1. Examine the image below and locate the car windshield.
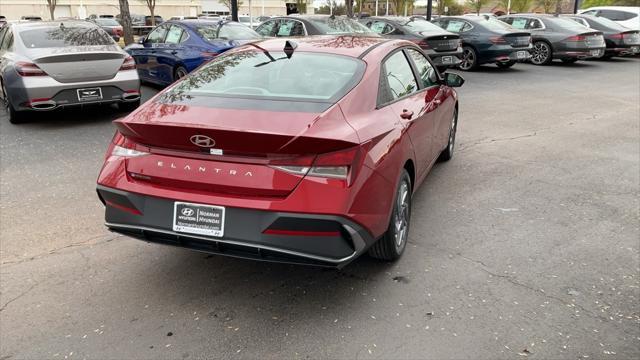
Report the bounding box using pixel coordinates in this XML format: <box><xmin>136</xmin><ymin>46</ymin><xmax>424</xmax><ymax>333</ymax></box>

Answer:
<box><xmin>19</xmin><ymin>25</ymin><xmax>115</xmax><ymax>48</ymax></box>
<box><xmin>163</xmin><ymin>50</ymin><xmax>363</xmax><ymax>102</ymax></box>
<box><xmin>481</xmin><ymin>17</ymin><xmax>514</xmax><ymax>31</ymax></box>
<box><xmin>307</xmin><ymin>16</ymin><xmax>375</xmax><ymax>35</ymax></box>
<box><xmin>401</xmin><ymin>19</ymin><xmax>447</xmax><ymax>32</ymax></box>
<box><xmin>95</xmin><ymin>18</ymin><xmax>120</xmax><ymax>26</ymax></box>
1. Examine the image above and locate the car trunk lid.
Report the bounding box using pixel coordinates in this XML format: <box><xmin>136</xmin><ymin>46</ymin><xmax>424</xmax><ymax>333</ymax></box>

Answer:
<box><xmin>503</xmin><ymin>32</ymin><xmax>531</xmax><ymax>48</ymax></box>
<box><xmin>417</xmin><ymin>33</ymin><xmax>460</xmax><ymax>52</ymax></box>
<box><xmin>28</xmin><ymin>46</ymin><xmax>126</xmax><ymax>83</ymax></box>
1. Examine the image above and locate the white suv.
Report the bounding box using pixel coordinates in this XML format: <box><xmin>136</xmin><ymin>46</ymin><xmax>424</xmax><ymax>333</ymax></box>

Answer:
<box><xmin>579</xmin><ymin>6</ymin><xmax>640</xmax><ymax>29</ymax></box>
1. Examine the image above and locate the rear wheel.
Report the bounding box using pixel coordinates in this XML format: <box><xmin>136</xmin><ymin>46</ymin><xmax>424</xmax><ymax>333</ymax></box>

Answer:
<box><xmin>458</xmin><ymin>46</ymin><xmax>478</xmax><ymax>71</ymax></box>
<box><xmin>496</xmin><ymin>60</ymin><xmax>516</xmax><ymax>68</ymax></box>
<box><xmin>561</xmin><ymin>58</ymin><xmax>579</xmax><ymax>64</ymax></box>
<box><xmin>173</xmin><ymin>66</ymin><xmax>188</xmax><ymax>82</ymax></box>
<box><xmin>2</xmin><ymin>84</ymin><xmax>26</xmax><ymax>124</ymax></box>
<box><xmin>369</xmin><ymin>169</ymin><xmax>412</xmax><ymax>261</ymax></box>
<box><xmin>438</xmin><ymin>107</ymin><xmax>458</xmax><ymax>162</ymax></box>
<box><xmin>531</xmin><ymin>41</ymin><xmax>552</xmax><ymax>65</ymax></box>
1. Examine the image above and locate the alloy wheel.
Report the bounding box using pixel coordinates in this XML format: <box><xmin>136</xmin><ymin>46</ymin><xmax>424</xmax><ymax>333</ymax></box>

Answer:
<box><xmin>394</xmin><ymin>181</ymin><xmax>410</xmax><ymax>250</ymax></box>
<box><xmin>459</xmin><ymin>48</ymin><xmax>475</xmax><ymax>71</ymax></box>
<box><xmin>175</xmin><ymin>68</ymin><xmax>188</xmax><ymax>79</ymax></box>
<box><xmin>532</xmin><ymin>42</ymin><xmax>550</xmax><ymax>65</ymax></box>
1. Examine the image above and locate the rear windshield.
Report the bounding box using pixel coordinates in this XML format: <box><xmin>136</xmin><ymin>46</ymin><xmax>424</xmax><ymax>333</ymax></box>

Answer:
<box><xmin>163</xmin><ymin>50</ymin><xmax>364</xmax><ymax>102</ymax></box>
<box><xmin>196</xmin><ymin>23</ymin><xmax>261</xmax><ymax>41</ymax></box>
<box><xmin>19</xmin><ymin>25</ymin><xmax>115</xmax><ymax>48</ymax></box>
<box><xmin>481</xmin><ymin>17</ymin><xmax>515</xmax><ymax>31</ymax></box>
<box><xmin>307</xmin><ymin>17</ymin><xmax>375</xmax><ymax>35</ymax></box>
<box><xmin>95</xmin><ymin>18</ymin><xmax>120</xmax><ymax>26</ymax></box>
<box><xmin>402</xmin><ymin>19</ymin><xmax>448</xmax><ymax>33</ymax></box>
<box><xmin>545</xmin><ymin>16</ymin><xmax>591</xmax><ymax>31</ymax></box>
<box><xmin>591</xmin><ymin>15</ymin><xmax>629</xmax><ymax>31</ymax></box>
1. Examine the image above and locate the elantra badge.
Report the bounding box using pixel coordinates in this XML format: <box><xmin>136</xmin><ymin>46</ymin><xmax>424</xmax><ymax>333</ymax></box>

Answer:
<box><xmin>190</xmin><ymin>135</ymin><xmax>216</xmax><ymax>148</ymax></box>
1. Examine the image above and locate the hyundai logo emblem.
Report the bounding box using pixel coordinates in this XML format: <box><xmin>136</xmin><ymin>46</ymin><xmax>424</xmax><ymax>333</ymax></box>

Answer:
<box><xmin>181</xmin><ymin>208</ymin><xmax>195</xmax><ymax>216</ymax></box>
<box><xmin>190</xmin><ymin>135</ymin><xmax>216</xmax><ymax>148</ymax></box>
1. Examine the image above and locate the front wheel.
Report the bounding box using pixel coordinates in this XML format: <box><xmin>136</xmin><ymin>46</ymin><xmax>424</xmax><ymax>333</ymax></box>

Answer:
<box><xmin>458</xmin><ymin>46</ymin><xmax>478</xmax><ymax>71</ymax></box>
<box><xmin>531</xmin><ymin>41</ymin><xmax>552</xmax><ymax>65</ymax></box>
<box><xmin>496</xmin><ymin>60</ymin><xmax>516</xmax><ymax>68</ymax></box>
<box><xmin>3</xmin><ymin>86</ymin><xmax>27</xmax><ymax>124</ymax></box>
<box><xmin>173</xmin><ymin>66</ymin><xmax>188</xmax><ymax>82</ymax></box>
<box><xmin>369</xmin><ymin>169</ymin><xmax>412</xmax><ymax>261</ymax></box>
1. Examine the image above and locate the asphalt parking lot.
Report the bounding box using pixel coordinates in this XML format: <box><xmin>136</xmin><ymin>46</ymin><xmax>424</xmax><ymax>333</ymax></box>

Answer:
<box><xmin>1</xmin><ymin>58</ymin><xmax>639</xmax><ymax>359</ymax></box>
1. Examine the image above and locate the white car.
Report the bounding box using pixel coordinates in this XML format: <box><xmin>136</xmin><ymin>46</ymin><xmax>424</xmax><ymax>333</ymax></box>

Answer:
<box><xmin>579</xmin><ymin>6</ymin><xmax>640</xmax><ymax>29</ymax></box>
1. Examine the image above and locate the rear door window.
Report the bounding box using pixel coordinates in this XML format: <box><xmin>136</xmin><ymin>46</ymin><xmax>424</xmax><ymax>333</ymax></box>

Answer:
<box><xmin>146</xmin><ymin>25</ymin><xmax>168</xmax><ymax>44</ymax></box>
<box><xmin>379</xmin><ymin>50</ymin><xmax>418</xmax><ymax>105</ymax></box>
<box><xmin>510</xmin><ymin>17</ymin><xmax>528</xmax><ymax>29</ymax></box>
<box><xmin>367</xmin><ymin>20</ymin><xmax>394</xmax><ymax>35</ymax></box>
<box><xmin>599</xmin><ymin>9</ymin><xmax>637</xmax><ymax>21</ymax></box>
<box><xmin>164</xmin><ymin>25</ymin><xmax>184</xmax><ymax>44</ymax></box>
<box><xmin>527</xmin><ymin>19</ymin><xmax>544</xmax><ymax>29</ymax></box>
<box><xmin>277</xmin><ymin>20</ymin><xmax>305</xmax><ymax>36</ymax></box>
<box><xmin>444</xmin><ymin>19</ymin><xmax>471</xmax><ymax>33</ymax></box>
<box><xmin>256</xmin><ymin>19</ymin><xmax>278</xmax><ymax>36</ymax></box>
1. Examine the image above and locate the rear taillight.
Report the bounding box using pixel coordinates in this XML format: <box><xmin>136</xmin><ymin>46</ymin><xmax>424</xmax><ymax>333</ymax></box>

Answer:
<box><xmin>410</xmin><ymin>39</ymin><xmax>430</xmax><ymax>49</ymax></box>
<box><xmin>565</xmin><ymin>35</ymin><xmax>586</xmax><ymax>42</ymax></box>
<box><xmin>489</xmin><ymin>36</ymin><xmax>507</xmax><ymax>44</ymax></box>
<box><xmin>15</xmin><ymin>62</ymin><xmax>46</xmax><ymax>76</ymax></box>
<box><xmin>269</xmin><ymin>146</ymin><xmax>366</xmax><ymax>185</ymax></box>
<box><xmin>119</xmin><ymin>56</ymin><xmax>136</xmax><ymax>71</ymax></box>
<box><xmin>610</xmin><ymin>33</ymin><xmax>624</xmax><ymax>40</ymax></box>
<box><xmin>110</xmin><ymin>133</ymin><xmax>148</xmax><ymax>158</ymax></box>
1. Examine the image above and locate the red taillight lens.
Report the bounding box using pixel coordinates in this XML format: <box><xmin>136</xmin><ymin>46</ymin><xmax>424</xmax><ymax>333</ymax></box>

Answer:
<box><xmin>566</xmin><ymin>35</ymin><xmax>586</xmax><ymax>42</ymax></box>
<box><xmin>115</xmin><ymin>27</ymin><xmax>123</xmax><ymax>36</ymax></box>
<box><xmin>119</xmin><ymin>56</ymin><xmax>136</xmax><ymax>71</ymax></box>
<box><xmin>410</xmin><ymin>39</ymin><xmax>430</xmax><ymax>49</ymax></box>
<box><xmin>15</xmin><ymin>62</ymin><xmax>46</xmax><ymax>76</ymax></box>
<box><xmin>610</xmin><ymin>33</ymin><xmax>624</xmax><ymax>40</ymax></box>
<box><xmin>489</xmin><ymin>36</ymin><xmax>507</xmax><ymax>44</ymax></box>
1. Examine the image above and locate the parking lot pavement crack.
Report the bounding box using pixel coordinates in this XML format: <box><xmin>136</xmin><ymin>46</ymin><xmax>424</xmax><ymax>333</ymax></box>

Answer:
<box><xmin>0</xmin><ymin>234</ymin><xmax>122</xmax><ymax>267</ymax></box>
<box><xmin>456</xmin><ymin>253</ymin><xmax>621</xmax><ymax>326</ymax></box>
<box><xmin>458</xmin><ymin>129</ymin><xmax>550</xmax><ymax>152</ymax></box>
<box><xmin>0</xmin><ymin>280</ymin><xmax>41</xmax><ymax>313</ymax></box>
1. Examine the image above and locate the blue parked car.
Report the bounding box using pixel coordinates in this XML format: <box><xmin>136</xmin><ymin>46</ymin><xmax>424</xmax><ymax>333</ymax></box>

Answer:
<box><xmin>125</xmin><ymin>20</ymin><xmax>262</xmax><ymax>86</ymax></box>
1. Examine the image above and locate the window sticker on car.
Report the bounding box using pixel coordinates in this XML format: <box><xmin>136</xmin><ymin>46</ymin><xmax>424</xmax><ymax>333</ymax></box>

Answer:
<box><xmin>446</xmin><ymin>21</ymin><xmax>464</xmax><ymax>32</ymax></box>
<box><xmin>512</xmin><ymin>18</ymin><xmax>527</xmax><ymax>29</ymax></box>
<box><xmin>277</xmin><ymin>22</ymin><xmax>292</xmax><ymax>36</ymax></box>
<box><xmin>370</xmin><ymin>21</ymin><xmax>387</xmax><ymax>34</ymax></box>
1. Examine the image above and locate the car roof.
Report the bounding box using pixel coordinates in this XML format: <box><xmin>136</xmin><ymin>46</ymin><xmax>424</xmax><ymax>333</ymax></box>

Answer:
<box><xmin>239</xmin><ymin>36</ymin><xmax>391</xmax><ymax>58</ymax></box>
<box><xmin>10</xmin><ymin>19</ymin><xmax>96</xmax><ymax>30</ymax></box>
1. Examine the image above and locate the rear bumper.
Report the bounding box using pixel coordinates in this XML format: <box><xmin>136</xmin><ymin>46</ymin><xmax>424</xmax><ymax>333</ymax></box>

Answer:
<box><xmin>606</xmin><ymin>46</ymin><xmax>640</xmax><ymax>56</ymax></box>
<box><xmin>7</xmin><ymin>69</ymin><xmax>140</xmax><ymax>111</ymax></box>
<box><xmin>555</xmin><ymin>47</ymin><xmax>606</xmax><ymax>59</ymax></box>
<box><xmin>425</xmin><ymin>48</ymin><xmax>463</xmax><ymax>68</ymax></box>
<box><xmin>97</xmin><ymin>185</ymin><xmax>374</xmax><ymax>268</ymax></box>
<box><xmin>480</xmin><ymin>45</ymin><xmax>532</xmax><ymax>64</ymax></box>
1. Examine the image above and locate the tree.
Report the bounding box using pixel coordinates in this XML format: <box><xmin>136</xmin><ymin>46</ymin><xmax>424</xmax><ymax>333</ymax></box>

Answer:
<box><xmin>143</xmin><ymin>0</ymin><xmax>157</xmax><ymax>26</ymax></box>
<box><xmin>345</xmin><ymin>0</ymin><xmax>354</xmax><ymax>16</ymax></box>
<box><xmin>536</xmin><ymin>0</ymin><xmax>556</xmax><ymax>13</ymax></box>
<box><xmin>219</xmin><ymin>0</ymin><xmax>244</xmax><ymax>11</ymax></box>
<box><xmin>512</xmin><ymin>0</ymin><xmax>533</xmax><ymax>12</ymax></box>
<box><xmin>46</xmin><ymin>0</ymin><xmax>57</xmax><ymax>20</ymax></box>
<box><xmin>465</xmin><ymin>0</ymin><xmax>485</xmax><ymax>15</ymax></box>
<box><xmin>555</xmin><ymin>0</ymin><xmax>563</xmax><ymax>15</ymax></box>
<box><xmin>119</xmin><ymin>0</ymin><xmax>134</xmax><ymax>45</ymax></box>
<box><xmin>295</xmin><ymin>0</ymin><xmax>308</xmax><ymax>14</ymax></box>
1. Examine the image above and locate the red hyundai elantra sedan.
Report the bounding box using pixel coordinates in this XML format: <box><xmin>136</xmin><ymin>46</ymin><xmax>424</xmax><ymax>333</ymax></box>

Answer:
<box><xmin>96</xmin><ymin>36</ymin><xmax>464</xmax><ymax>268</ymax></box>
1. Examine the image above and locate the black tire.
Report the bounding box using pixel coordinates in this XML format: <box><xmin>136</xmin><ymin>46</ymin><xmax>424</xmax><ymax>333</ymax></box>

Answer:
<box><xmin>458</xmin><ymin>46</ymin><xmax>478</xmax><ymax>71</ymax></box>
<box><xmin>496</xmin><ymin>60</ymin><xmax>516</xmax><ymax>68</ymax></box>
<box><xmin>438</xmin><ymin>107</ymin><xmax>458</xmax><ymax>162</ymax></box>
<box><xmin>369</xmin><ymin>169</ymin><xmax>412</xmax><ymax>261</ymax></box>
<box><xmin>531</xmin><ymin>41</ymin><xmax>553</xmax><ymax>65</ymax></box>
<box><xmin>561</xmin><ymin>58</ymin><xmax>579</xmax><ymax>64</ymax></box>
<box><xmin>5</xmin><ymin>97</ymin><xmax>26</xmax><ymax>124</ymax></box>
<box><xmin>119</xmin><ymin>99</ymin><xmax>141</xmax><ymax>112</ymax></box>
<box><xmin>173</xmin><ymin>66</ymin><xmax>188</xmax><ymax>82</ymax></box>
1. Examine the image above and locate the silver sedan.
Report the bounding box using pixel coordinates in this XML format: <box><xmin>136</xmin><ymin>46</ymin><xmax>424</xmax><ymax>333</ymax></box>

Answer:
<box><xmin>0</xmin><ymin>20</ymin><xmax>140</xmax><ymax>124</ymax></box>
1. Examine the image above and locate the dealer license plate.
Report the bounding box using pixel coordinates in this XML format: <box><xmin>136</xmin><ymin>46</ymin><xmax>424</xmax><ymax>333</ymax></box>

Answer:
<box><xmin>77</xmin><ymin>87</ymin><xmax>102</xmax><ymax>101</ymax></box>
<box><xmin>173</xmin><ymin>202</ymin><xmax>225</xmax><ymax>237</ymax></box>
<box><xmin>516</xmin><ymin>51</ymin><xmax>527</xmax><ymax>59</ymax></box>
<box><xmin>441</xmin><ymin>56</ymin><xmax>453</xmax><ymax>64</ymax></box>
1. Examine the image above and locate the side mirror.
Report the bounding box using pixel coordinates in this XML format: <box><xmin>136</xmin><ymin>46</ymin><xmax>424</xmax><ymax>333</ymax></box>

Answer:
<box><xmin>138</xmin><ymin>36</ymin><xmax>145</xmax><ymax>44</ymax></box>
<box><xmin>444</xmin><ymin>72</ymin><xmax>464</xmax><ymax>88</ymax></box>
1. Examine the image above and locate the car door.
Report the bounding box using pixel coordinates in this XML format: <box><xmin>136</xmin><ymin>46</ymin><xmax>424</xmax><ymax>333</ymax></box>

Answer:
<box><xmin>139</xmin><ymin>24</ymin><xmax>169</xmax><ymax>83</ymax></box>
<box><xmin>157</xmin><ymin>24</ymin><xmax>187</xmax><ymax>84</ymax></box>
<box><xmin>405</xmin><ymin>48</ymin><xmax>450</xmax><ymax>159</ymax></box>
<box><xmin>379</xmin><ymin>49</ymin><xmax>438</xmax><ymax>179</ymax></box>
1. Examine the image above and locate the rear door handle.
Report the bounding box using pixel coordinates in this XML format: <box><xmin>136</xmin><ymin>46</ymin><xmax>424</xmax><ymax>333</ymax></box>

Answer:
<box><xmin>400</xmin><ymin>110</ymin><xmax>414</xmax><ymax>119</ymax></box>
